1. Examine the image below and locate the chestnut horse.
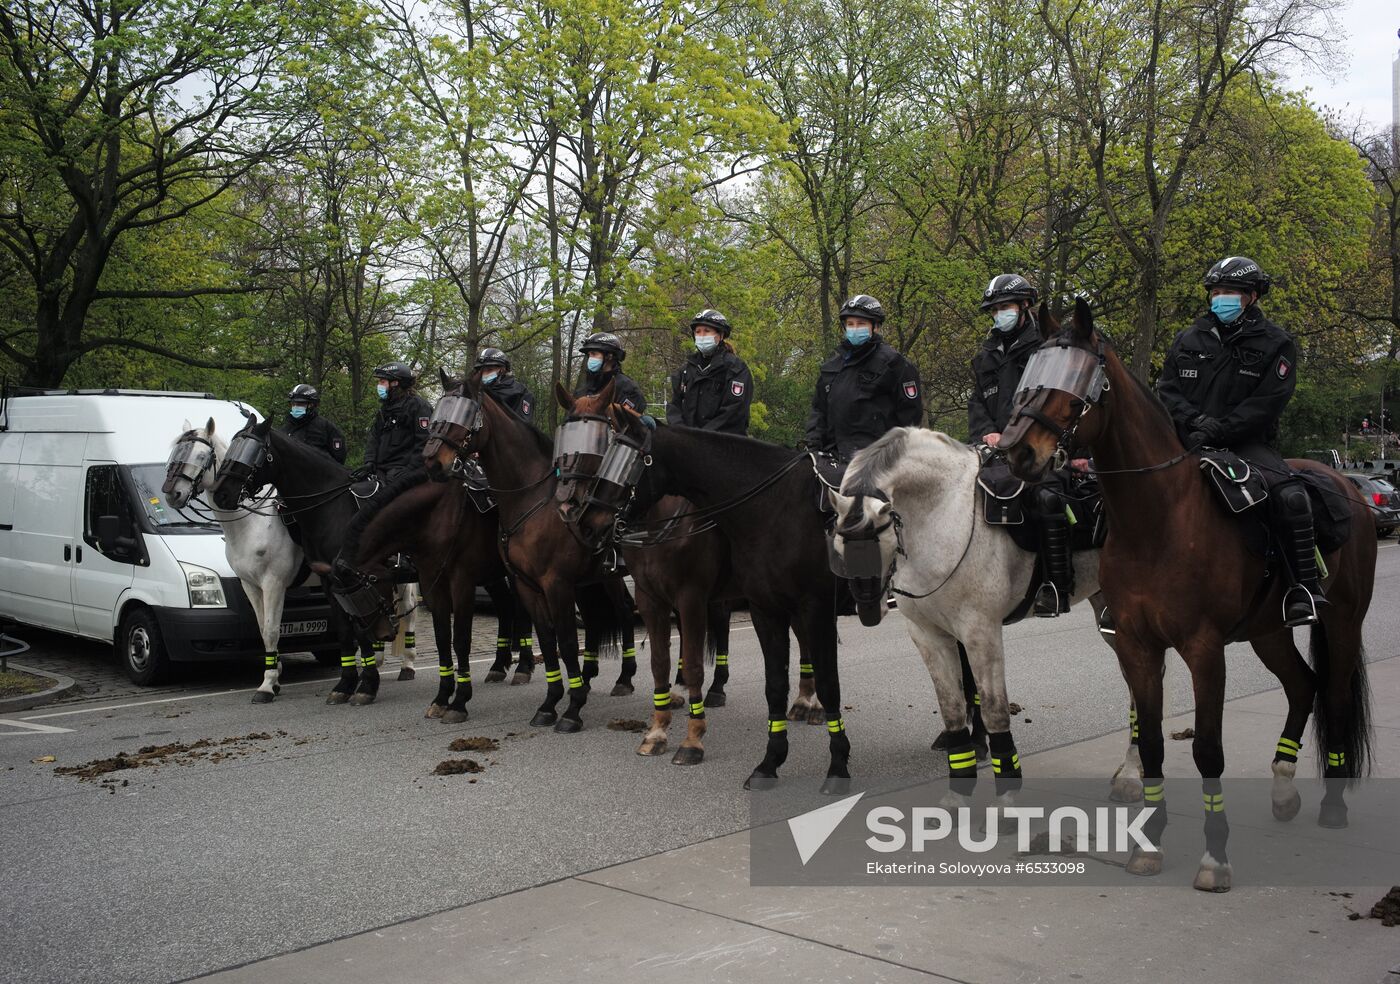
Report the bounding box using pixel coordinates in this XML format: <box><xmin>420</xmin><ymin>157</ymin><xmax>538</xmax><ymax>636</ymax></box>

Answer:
<box><xmin>1000</xmin><ymin>299</ymin><xmax>1375</xmax><ymax>891</ymax></box>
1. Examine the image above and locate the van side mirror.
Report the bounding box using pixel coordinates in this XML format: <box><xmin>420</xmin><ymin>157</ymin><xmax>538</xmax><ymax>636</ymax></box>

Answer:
<box><xmin>95</xmin><ymin>514</ymin><xmax>134</xmax><ymax>554</ymax></box>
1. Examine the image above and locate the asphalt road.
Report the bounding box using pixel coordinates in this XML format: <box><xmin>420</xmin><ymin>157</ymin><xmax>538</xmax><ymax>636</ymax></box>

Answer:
<box><xmin>3</xmin><ymin>542</ymin><xmax>1397</xmax><ymax>984</ymax></box>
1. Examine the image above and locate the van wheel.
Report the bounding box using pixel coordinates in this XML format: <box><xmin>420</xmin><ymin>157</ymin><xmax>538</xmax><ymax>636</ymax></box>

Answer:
<box><xmin>119</xmin><ymin>609</ymin><xmax>170</xmax><ymax>685</ymax></box>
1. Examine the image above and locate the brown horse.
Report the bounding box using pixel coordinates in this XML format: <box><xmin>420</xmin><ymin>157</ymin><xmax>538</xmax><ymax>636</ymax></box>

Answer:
<box><xmin>316</xmin><ymin>468</ymin><xmax>536</xmax><ymax>722</ymax></box>
<box><xmin>1000</xmin><ymin>299</ymin><xmax>1375</xmax><ymax>891</ymax></box>
<box><xmin>422</xmin><ymin>378</ymin><xmax>628</xmax><ymax>732</ymax></box>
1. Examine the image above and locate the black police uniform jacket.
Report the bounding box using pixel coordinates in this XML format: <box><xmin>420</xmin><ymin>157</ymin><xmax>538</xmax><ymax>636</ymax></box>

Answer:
<box><xmin>281</xmin><ymin>412</ymin><xmax>347</xmax><ymax>464</ymax></box>
<box><xmin>1156</xmin><ymin>306</ymin><xmax>1297</xmax><ymax>449</ymax></box>
<box><xmin>575</xmin><ymin>370</ymin><xmax>647</xmax><ymax>414</ymax></box>
<box><xmin>365</xmin><ymin>391</ymin><xmax>435</xmax><ymax>478</ymax></box>
<box><xmin>665</xmin><ymin>347</ymin><xmax>752</xmax><ymax>435</ymax></box>
<box><xmin>967</xmin><ymin>318</ymin><xmax>1043</xmax><ymax>440</ymax></box>
<box><xmin>805</xmin><ymin>337</ymin><xmax>923</xmax><ymax>461</ymax></box>
<box><xmin>484</xmin><ymin>375</ymin><xmax>537</xmax><ymax>421</ymax></box>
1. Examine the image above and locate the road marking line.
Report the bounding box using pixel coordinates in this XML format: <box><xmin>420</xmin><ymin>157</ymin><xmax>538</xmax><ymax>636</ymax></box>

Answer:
<box><xmin>0</xmin><ymin>717</ymin><xmax>74</xmax><ymax>735</ymax></box>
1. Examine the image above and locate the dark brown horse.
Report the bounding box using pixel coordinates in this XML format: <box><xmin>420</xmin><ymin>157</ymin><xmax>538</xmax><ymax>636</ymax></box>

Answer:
<box><xmin>316</xmin><ymin>468</ymin><xmax>535</xmax><ymax>722</ymax></box>
<box><xmin>1000</xmin><ymin>299</ymin><xmax>1375</xmax><ymax>891</ymax></box>
<box><xmin>422</xmin><ymin>379</ymin><xmax>627</xmax><ymax>732</ymax></box>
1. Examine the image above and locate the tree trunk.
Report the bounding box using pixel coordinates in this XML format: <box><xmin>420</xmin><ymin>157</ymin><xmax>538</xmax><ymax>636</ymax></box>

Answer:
<box><xmin>1129</xmin><ymin>250</ymin><xmax>1162</xmax><ymax>382</ymax></box>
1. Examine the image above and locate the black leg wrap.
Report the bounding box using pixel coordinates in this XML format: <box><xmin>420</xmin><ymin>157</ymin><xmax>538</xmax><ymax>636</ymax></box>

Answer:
<box><xmin>988</xmin><ymin>732</ymin><xmax>1022</xmax><ymax>786</ymax></box>
<box><xmin>947</xmin><ymin>737</ymin><xmax>979</xmax><ymax>796</ymax></box>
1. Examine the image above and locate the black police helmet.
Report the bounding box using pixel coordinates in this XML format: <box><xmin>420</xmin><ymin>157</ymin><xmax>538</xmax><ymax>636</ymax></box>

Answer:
<box><xmin>1203</xmin><ymin>256</ymin><xmax>1271</xmax><ymax>297</ymax></box>
<box><xmin>979</xmin><ymin>274</ymin><xmax>1038</xmax><ymax>311</ymax></box>
<box><xmin>474</xmin><ymin>347</ymin><xmax>511</xmax><ymax>372</ymax></box>
<box><xmin>373</xmin><ymin>361</ymin><xmax>415</xmax><ymax>386</ymax></box>
<box><xmin>288</xmin><ymin>383</ymin><xmax>320</xmax><ymax>404</ymax></box>
<box><xmin>839</xmin><ymin>295</ymin><xmax>885</xmax><ymax>325</ymax></box>
<box><xmin>579</xmin><ymin>331</ymin><xmax>626</xmax><ymax>363</ymax></box>
<box><xmin>690</xmin><ymin>309</ymin><xmax>732</xmax><ymax>337</ymax></box>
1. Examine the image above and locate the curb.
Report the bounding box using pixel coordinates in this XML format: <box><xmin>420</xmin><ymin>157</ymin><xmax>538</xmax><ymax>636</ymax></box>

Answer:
<box><xmin>0</xmin><ymin>662</ymin><xmax>78</xmax><ymax>713</ymax></box>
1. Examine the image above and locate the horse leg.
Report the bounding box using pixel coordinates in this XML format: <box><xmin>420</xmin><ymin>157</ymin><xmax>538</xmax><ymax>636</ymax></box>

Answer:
<box><xmin>443</xmin><ymin>602</ymin><xmax>474</xmax><ymax>725</ymax></box>
<box><xmin>613</xmin><ymin>579</ymin><xmax>638</xmax><ymax>695</ymax></box>
<box><xmin>244</xmin><ymin>581</ymin><xmax>278</xmax><ymax>704</ymax></box>
<box><xmin>395</xmin><ymin>584</ymin><xmax>417</xmax><ymax>680</ymax></box>
<box><xmin>484</xmin><ymin>578</ymin><xmax>514</xmax><ymax>682</ymax></box>
<box><xmin>744</xmin><ymin>607</ymin><xmax>791</xmax><ymax>790</ymax></box>
<box><xmin>1248</xmin><ymin>628</ymin><xmax>1316</xmax><ymax>822</ymax></box>
<box><xmin>909</xmin><ymin>621</ymin><xmax>977</xmax><ymax>812</ymax></box>
<box><xmin>672</xmin><ymin>590</ymin><xmax>709</xmax><ymax>767</ymax></box>
<box><xmin>426</xmin><ymin>601</ymin><xmax>455</xmax><ymax>718</ymax></box>
<box><xmin>550</xmin><ymin>583</ymin><xmax>589</xmax><ymax>733</ymax></box>
<box><xmin>1103</xmin><ymin>595</ymin><xmax>1145</xmax><ymax>802</ymax></box>
<box><xmin>513</xmin><ymin>597</ymin><xmax>536</xmax><ymax>683</ymax></box>
<box><xmin>798</xmin><ymin>601</ymin><xmax>848</xmax><ymax>794</ymax></box>
<box><xmin>932</xmin><ymin>643</ymin><xmax>988</xmax><ymax>760</ymax></box>
<box><xmin>521</xmin><ymin>584</ymin><xmax>561</xmax><ymax>725</ymax></box>
<box><xmin>787</xmin><ymin>647</ymin><xmax>818</xmax><ymax>723</ymax></box>
<box><xmin>637</xmin><ymin>592</ymin><xmax>674</xmax><ymax>757</ymax></box>
<box><xmin>326</xmin><ymin>605</ymin><xmax>359</xmax><ymax>705</ymax></box>
<box><xmin>1313</xmin><ymin>612</ymin><xmax>1368</xmax><ymax>829</ymax></box>
<box><xmin>961</xmin><ymin>622</ymin><xmax>1022</xmax><ymax>817</ymax></box>
<box><xmin>349</xmin><ymin>629</ymin><xmax>381</xmax><ymax>705</ymax></box>
<box><xmin>1180</xmin><ymin>637</ymin><xmax>1230</xmax><ymax>892</ymax></box>
<box><xmin>1116</xmin><ymin>627</ymin><xmax>1168</xmax><ymax>877</ymax></box>
<box><xmin>703</xmin><ymin>599</ymin><xmax>730</xmax><ymax>708</ymax></box>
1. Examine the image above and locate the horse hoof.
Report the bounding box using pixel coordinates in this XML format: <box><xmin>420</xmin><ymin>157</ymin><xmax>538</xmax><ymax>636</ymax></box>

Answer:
<box><xmin>1272</xmin><ymin>791</ymin><xmax>1302</xmax><ymax>822</ymax></box>
<box><xmin>425</xmin><ymin>703</ymin><xmax>445</xmax><ymax>719</ymax></box>
<box><xmin>703</xmin><ymin>691</ymin><xmax>726</xmax><ymax>708</ymax></box>
<box><xmin>638</xmin><ymin>738</ymin><xmax>668</xmax><ymax>757</ymax></box>
<box><xmin>1109</xmin><ymin>777</ymin><xmax>1143</xmax><ymax>803</ymax></box>
<box><xmin>1193</xmin><ymin>861</ymin><xmax>1232</xmax><ymax>893</ymax></box>
<box><xmin>442</xmin><ymin>709</ymin><xmax>469</xmax><ymax>724</ymax></box>
<box><xmin>511</xmin><ymin>673</ymin><xmax>532</xmax><ymax>687</ymax></box>
<box><xmin>931</xmin><ymin>730</ymin><xmax>952</xmax><ymax>751</ymax></box>
<box><xmin>348</xmin><ymin>692</ymin><xmax>376</xmax><ymax>706</ymax></box>
<box><xmin>1126</xmin><ymin>849</ymin><xmax>1164</xmax><ymax>877</ymax></box>
<box><xmin>610</xmin><ymin>682</ymin><xmax>635</xmax><ymax>697</ymax></box>
<box><xmin>485</xmin><ymin>670</ymin><xmax>506</xmax><ymax>683</ymax></box>
<box><xmin>251</xmin><ymin>690</ymin><xmax>274</xmax><ymax>704</ymax></box>
<box><xmin>1317</xmin><ymin>803</ymin><xmax>1349</xmax><ymax>829</ymax></box>
<box><xmin>554</xmin><ymin>717</ymin><xmax>583</xmax><ymax>734</ymax></box>
<box><xmin>785</xmin><ymin>702</ymin><xmax>806</xmax><ymax>721</ymax></box>
<box><xmin>326</xmin><ymin>691</ymin><xmax>351</xmax><ymax>705</ymax></box>
<box><xmin>806</xmin><ymin>706</ymin><xmax>825</xmax><ymax>726</ymax></box>
<box><xmin>971</xmin><ymin>737</ymin><xmax>990</xmax><ymax>761</ymax></box>
<box><xmin>672</xmin><ymin>746</ymin><xmax>704</xmax><ymax>766</ymax></box>
<box><xmin>820</xmin><ymin>775</ymin><xmax>852</xmax><ymax>796</ymax></box>
<box><xmin>668</xmin><ymin>693</ymin><xmax>685</xmax><ymax>709</ymax></box>
<box><xmin>397</xmin><ymin>668</ymin><xmax>415</xmax><ymax>681</ymax></box>
<box><xmin>744</xmin><ymin>772</ymin><xmax>778</xmax><ymax>791</ymax></box>
<box><xmin>272</xmin><ymin>684</ymin><xmax>281</xmax><ymax>695</ymax></box>
<box><xmin>530</xmin><ymin>710</ymin><xmax>558</xmax><ymax>727</ymax></box>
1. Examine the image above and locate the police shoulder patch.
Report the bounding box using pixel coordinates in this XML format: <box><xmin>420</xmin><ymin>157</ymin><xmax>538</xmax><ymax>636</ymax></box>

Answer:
<box><xmin>731</xmin><ymin>380</ymin><xmax>745</xmax><ymax>397</ymax></box>
<box><xmin>903</xmin><ymin>380</ymin><xmax>919</xmax><ymax>400</ymax></box>
<box><xmin>622</xmin><ymin>398</ymin><xmax>637</xmax><ymax>410</ymax></box>
<box><xmin>521</xmin><ymin>399</ymin><xmax>532</xmax><ymax>416</ymax></box>
<box><xmin>1276</xmin><ymin>357</ymin><xmax>1291</xmax><ymax>379</ymax></box>
<box><xmin>418</xmin><ymin>416</ymin><xmax>430</xmax><ymax>430</ymax></box>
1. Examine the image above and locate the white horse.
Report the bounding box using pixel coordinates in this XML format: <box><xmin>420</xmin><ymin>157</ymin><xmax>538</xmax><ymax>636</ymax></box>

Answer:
<box><xmin>164</xmin><ymin>418</ymin><xmax>302</xmax><ymax>703</ymax></box>
<box><xmin>830</xmin><ymin>427</ymin><xmax>1144</xmax><ymax>804</ymax></box>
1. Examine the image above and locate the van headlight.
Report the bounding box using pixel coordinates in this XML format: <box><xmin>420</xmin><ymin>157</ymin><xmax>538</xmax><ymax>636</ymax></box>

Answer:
<box><xmin>180</xmin><ymin>563</ymin><xmax>227</xmax><ymax>608</ymax></box>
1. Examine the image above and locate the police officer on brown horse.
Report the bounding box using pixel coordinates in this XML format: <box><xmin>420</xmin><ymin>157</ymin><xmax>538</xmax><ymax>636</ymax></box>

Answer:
<box><xmin>1158</xmin><ymin>256</ymin><xmax>1322</xmax><ymax>626</ymax></box>
<box><xmin>970</xmin><ymin>274</ymin><xmax>1082</xmax><ymax>616</ymax></box>
<box><xmin>666</xmin><ymin>309</ymin><xmax>753</xmax><ymax>434</ymax></box>
<box><xmin>475</xmin><ymin>347</ymin><xmax>537</xmax><ymax>421</ymax></box>
<box><xmin>575</xmin><ymin>332</ymin><xmax>646</xmax><ymax>413</ymax></box>
<box><xmin>806</xmin><ymin>295</ymin><xmax>923</xmax><ymax>462</ymax></box>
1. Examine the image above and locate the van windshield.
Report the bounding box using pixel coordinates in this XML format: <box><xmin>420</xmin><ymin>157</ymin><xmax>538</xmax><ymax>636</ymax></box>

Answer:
<box><xmin>127</xmin><ymin>464</ymin><xmax>220</xmax><ymax>531</ymax></box>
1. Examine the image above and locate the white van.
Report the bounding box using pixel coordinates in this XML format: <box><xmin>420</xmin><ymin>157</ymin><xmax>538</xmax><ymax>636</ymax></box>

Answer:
<box><xmin>0</xmin><ymin>388</ymin><xmax>339</xmax><ymax>683</ymax></box>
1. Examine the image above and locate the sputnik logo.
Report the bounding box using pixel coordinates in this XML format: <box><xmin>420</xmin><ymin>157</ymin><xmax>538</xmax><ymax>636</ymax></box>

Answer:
<box><xmin>786</xmin><ymin>793</ymin><xmax>865</xmax><ymax>865</ymax></box>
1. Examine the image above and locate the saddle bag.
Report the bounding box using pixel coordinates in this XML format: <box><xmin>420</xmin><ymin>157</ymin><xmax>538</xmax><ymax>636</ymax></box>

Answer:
<box><xmin>1199</xmin><ymin>450</ymin><xmax>1269</xmax><ymax>514</ymax></box>
<box><xmin>977</xmin><ymin>457</ymin><xmax>1026</xmax><ymax>526</ymax></box>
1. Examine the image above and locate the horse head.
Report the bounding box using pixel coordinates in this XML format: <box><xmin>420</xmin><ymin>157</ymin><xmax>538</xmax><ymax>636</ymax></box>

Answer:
<box><xmin>1000</xmin><ymin>297</ymin><xmax>1110</xmax><ymax>483</ymax></box>
<box><xmin>423</xmin><ymin>370</ymin><xmax>487</xmax><ymax>482</ymax></box>
<box><xmin>164</xmin><ymin>416</ymin><xmax>228</xmax><ymax>508</ymax></box>
<box><xmin>309</xmin><ymin>559</ymin><xmax>399</xmax><ymax>642</ymax></box>
<box><xmin>555</xmin><ymin>381</ymin><xmax>653</xmax><ymax>552</ymax></box>
<box><xmin>827</xmin><ymin>486</ymin><xmax>900</xmax><ymax>627</ymax></box>
<box><xmin>212</xmin><ymin>415</ymin><xmax>275</xmax><ymax>510</ymax></box>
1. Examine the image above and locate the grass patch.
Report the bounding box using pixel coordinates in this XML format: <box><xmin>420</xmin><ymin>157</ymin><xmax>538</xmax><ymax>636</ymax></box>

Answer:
<box><xmin>0</xmin><ymin>669</ymin><xmax>49</xmax><ymax>699</ymax></box>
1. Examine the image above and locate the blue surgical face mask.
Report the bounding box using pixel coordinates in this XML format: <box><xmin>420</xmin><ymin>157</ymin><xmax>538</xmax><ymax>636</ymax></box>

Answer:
<box><xmin>845</xmin><ymin>326</ymin><xmax>872</xmax><ymax>347</ymax></box>
<box><xmin>1210</xmin><ymin>294</ymin><xmax>1243</xmax><ymax>324</ymax></box>
<box><xmin>376</xmin><ymin>383</ymin><xmax>389</xmax><ymax>400</ymax></box>
<box><xmin>289</xmin><ymin>405</ymin><xmax>307</xmax><ymax>419</ymax></box>
<box><xmin>482</xmin><ymin>372</ymin><xmax>499</xmax><ymax>385</ymax></box>
<box><xmin>993</xmin><ymin>308</ymin><xmax>1020</xmax><ymax>333</ymax></box>
<box><xmin>695</xmin><ymin>335</ymin><xmax>718</xmax><ymax>354</ymax></box>
<box><xmin>586</xmin><ymin>356</ymin><xmax>603</xmax><ymax>373</ymax></box>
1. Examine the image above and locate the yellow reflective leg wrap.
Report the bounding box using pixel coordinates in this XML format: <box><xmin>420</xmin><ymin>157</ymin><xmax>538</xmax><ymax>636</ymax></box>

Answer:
<box><xmin>622</xmin><ymin>647</ymin><xmax>636</xmax><ymax>659</ymax></box>
<box><xmin>519</xmin><ymin>637</ymin><xmax>532</xmax><ymax>649</ymax></box>
<box><xmin>1327</xmin><ymin>751</ymin><xmax>1346</xmax><ymax>768</ymax></box>
<box><xmin>373</xmin><ymin>640</ymin><xmax>384</xmax><ymax>652</ymax></box>
<box><xmin>1143</xmin><ymin>783</ymin><xmax>1165</xmax><ymax>803</ymax></box>
<box><xmin>545</xmin><ymin>669</ymin><xmax>562</xmax><ymax>685</ymax></box>
<box><xmin>653</xmin><ymin>691</ymin><xmax>671</xmax><ymax>709</ymax></box>
<box><xmin>689</xmin><ymin>701</ymin><xmax>705</xmax><ymax>718</ymax></box>
<box><xmin>716</xmin><ymin>653</ymin><xmax>729</xmax><ymax>666</ymax></box>
<box><xmin>1275</xmin><ymin>736</ymin><xmax>1301</xmax><ymax>761</ymax></box>
<box><xmin>991</xmin><ymin>753</ymin><xmax>1020</xmax><ymax>775</ymax></box>
<box><xmin>340</xmin><ymin>654</ymin><xmax>357</xmax><ymax>668</ymax></box>
<box><xmin>264</xmin><ymin>653</ymin><xmax>277</xmax><ymax>668</ymax></box>
<box><xmin>973</xmin><ymin>693</ymin><xmax>981</xmax><ymax>706</ymax></box>
<box><xmin>947</xmin><ymin>748</ymin><xmax>978</xmax><ymax>772</ymax></box>
<box><xmin>496</xmin><ymin>636</ymin><xmax>509</xmax><ymax>647</ymax></box>
<box><xmin>768</xmin><ymin>719</ymin><xmax>787</xmax><ymax>734</ymax></box>
<box><xmin>438</xmin><ymin>665</ymin><xmax>453</xmax><ymax>678</ymax></box>
<box><xmin>1129</xmin><ymin>708</ymin><xmax>1139</xmax><ymax>740</ymax></box>
<box><xmin>826</xmin><ymin>718</ymin><xmax>845</xmax><ymax>734</ymax></box>
<box><xmin>568</xmin><ymin>675</ymin><xmax>583</xmax><ymax>690</ymax></box>
<box><xmin>404</xmin><ymin>632</ymin><xmax>415</xmax><ymax>648</ymax></box>
<box><xmin>456</xmin><ymin>672</ymin><xmax>471</xmax><ymax>685</ymax></box>
<box><xmin>583</xmin><ymin>650</ymin><xmax>597</xmax><ymax>663</ymax></box>
<box><xmin>799</xmin><ymin>662</ymin><xmax>813</xmax><ymax>675</ymax></box>
<box><xmin>1202</xmin><ymin>791</ymin><xmax>1225</xmax><ymax>813</ymax></box>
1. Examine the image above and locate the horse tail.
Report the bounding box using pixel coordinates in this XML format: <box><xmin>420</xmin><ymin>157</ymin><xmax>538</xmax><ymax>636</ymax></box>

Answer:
<box><xmin>341</xmin><ymin>466</ymin><xmax>430</xmax><ymax>564</ymax></box>
<box><xmin>1308</xmin><ymin>621</ymin><xmax>1372</xmax><ymax>782</ymax></box>
<box><xmin>576</xmin><ymin>580</ymin><xmax>626</xmax><ymax>660</ymax></box>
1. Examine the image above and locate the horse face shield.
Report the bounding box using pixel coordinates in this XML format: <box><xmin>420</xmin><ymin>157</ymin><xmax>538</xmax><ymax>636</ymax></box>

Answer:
<box><xmin>213</xmin><ymin>432</ymin><xmax>268</xmax><ymax>506</ymax></box>
<box><xmin>1004</xmin><ymin>341</ymin><xmax>1109</xmax><ymax>472</ymax></box>
<box><xmin>163</xmin><ymin>437</ymin><xmax>215</xmax><ymax>501</ymax></box>
<box><xmin>425</xmin><ymin>395</ymin><xmax>483</xmax><ymax>477</ymax></box>
<box><xmin>329</xmin><ymin>560</ymin><xmax>399</xmax><ymax>637</ymax></box>
<box><xmin>552</xmin><ymin>418</ymin><xmax>611</xmax><ymax>505</ymax></box>
<box><xmin>828</xmin><ymin>498</ymin><xmax>901</xmax><ymax>614</ymax></box>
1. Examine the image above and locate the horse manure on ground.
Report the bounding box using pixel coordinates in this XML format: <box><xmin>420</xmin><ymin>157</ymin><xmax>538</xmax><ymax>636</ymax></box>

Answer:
<box><xmin>1007</xmin><ymin>702</ymin><xmax>1023</xmax><ymax>715</ymax></box>
<box><xmin>53</xmin><ymin>733</ymin><xmax>276</xmax><ymax>781</ymax></box>
<box><xmin>448</xmin><ymin>737</ymin><xmax>499</xmax><ymax>752</ymax></box>
<box><xmin>1170</xmin><ymin>727</ymin><xmax>1195</xmax><ymax>740</ymax></box>
<box><xmin>433</xmin><ymin>758</ymin><xmax>484</xmax><ymax>776</ymax></box>
<box><xmin>607</xmin><ymin>719</ymin><xmax>648</xmax><ymax>733</ymax></box>
<box><xmin>1352</xmin><ymin>887</ymin><xmax>1400</xmax><ymax>926</ymax></box>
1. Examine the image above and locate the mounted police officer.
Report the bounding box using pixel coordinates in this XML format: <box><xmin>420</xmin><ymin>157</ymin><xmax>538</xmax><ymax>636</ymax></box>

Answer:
<box><xmin>575</xmin><ymin>332</ymin><xmax>646</xmax><ymax>414</ymax></box>
<box><xmin>364</xmin><ymin>361</ymin><xmax>433</xmax><ymax>482</ymax></box>
<box><xmin>1157</xmin><ymin>256</ymin><xmax>1321</xmax><ymax>626</ymax></box>
<box><xmin>666</xmin><ymin>309</ymin><xmax>753</xmax><ymax>434</ymax></box>
<box><xmin>281</xmin><ymin>383</ymin><xmax>347</xmax><ymax>464</ymax></box>
<box><xmin>805</xmin><ymin>294</ymin><xmax>923</xmax><ymax>462</ymax></box>
<box><xmin>970</xmin><ymin>274</ymin><xmax>1082</xmax><ymax>616</ymax></box>
<box><xmin>475</xmin><ymin>347</ymin><xmax>536</xmax><ymax>421</ymax></box>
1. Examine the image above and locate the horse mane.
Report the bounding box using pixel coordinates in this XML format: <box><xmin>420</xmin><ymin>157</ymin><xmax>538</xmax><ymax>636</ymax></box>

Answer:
<box><xmin>342</xmin><ymin>467</ymin><xmax>430</xmax><ymax>563</ymax></box>
<box><xmin>844</xmin><ymin>428</ymin><xmax>911</xmax><ymax>493</ymax></box>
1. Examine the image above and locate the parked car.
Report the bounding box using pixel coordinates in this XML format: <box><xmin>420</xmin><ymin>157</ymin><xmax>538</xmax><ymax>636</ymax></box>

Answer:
<box><xmin>1340</xmin><ymin>472</ymin><xmax>1400</xmax><ymax>538</ymax></box>
<box><xmin>0</xmin><ymin>387</ymin><xmax>340</xmax><ymax>683</ymax></box>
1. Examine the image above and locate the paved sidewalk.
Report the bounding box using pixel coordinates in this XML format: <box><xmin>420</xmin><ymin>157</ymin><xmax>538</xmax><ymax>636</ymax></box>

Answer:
<box><xmin>196</xmin><ymin>657</ymin><xmax>1400</xmax><ymax>984</ymax></box>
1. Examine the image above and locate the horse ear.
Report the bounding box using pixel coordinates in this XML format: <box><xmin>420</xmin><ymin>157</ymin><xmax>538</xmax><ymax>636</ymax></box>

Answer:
<box><xmin>1037</xmin><ymin>301</ymin><xmax>1058</xmax><ymax>339</ymax></box>
<box><xmin>254</xmin><ymin>416</ymin><xmax>272</xmax><ymax>436</ymax></box>
<box><xmin>1071</xmin><ymin>297</ymin><xmax>1095</xmax><ymax>341</ymax></box>
<box><xmin>205</xmin><ymin>417</ymin><xmax>216</xmax><ymax>437</ymax></box>
<box><xmin>870</xmin><ymin>497</ymin><xmax>892</xmax><ymax>523</ymax></box>
<box><xmin>555</xmin><ymin>380</ymin><xmax>575</xmax><ymax>412</ymax></box>
<box><xmin>828</xmin><ymin>489</ymin><xmax>855</xmax><ymax>517</ymax></box>
<box><xmin>439</xmin><ymin>367</ymin><xmax>452</xmax><ymax>391</ymax></box>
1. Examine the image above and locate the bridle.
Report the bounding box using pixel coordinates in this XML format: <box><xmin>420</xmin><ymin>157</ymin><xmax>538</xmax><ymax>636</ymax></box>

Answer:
<box><xmin>162</xmin><ymin>433</ymin><xmax>219</xmax><ymax>501</ymax></box>
<box><xmin>828</xmin><ymin>489</ymin><xmax>906</xmax><ymax>605</ymax></box>
<box><xmin>424</xmin><ymin>393</ymin><xmax>485</xmax><ymax>479</ymax></box>
<box><xmin>555</xmin><ymin>411</ymin><xmax>653</xmax><ymax>553</ymax></box>
<box><xmin>1004</xmin><ymin>335</ymin><xmax>1110</xmax><ymax>470</ymax></box>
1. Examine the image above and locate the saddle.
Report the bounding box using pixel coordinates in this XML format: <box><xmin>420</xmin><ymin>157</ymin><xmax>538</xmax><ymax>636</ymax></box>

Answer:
<box><xmin>1199</xmin><ymin>451</ymin><xmax>1351</xmax><ymax>557</ymax></box>
<box><xmin>976</xmin><ymin>452</ymin><xmax>1106</xmax><ymax>555</ymax></box>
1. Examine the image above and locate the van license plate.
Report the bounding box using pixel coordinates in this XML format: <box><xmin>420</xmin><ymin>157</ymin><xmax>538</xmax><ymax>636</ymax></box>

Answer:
<box><xmin>280</xmin><ymin>619</ymin><xmax>328</xmax><ymax>637</ymax></box>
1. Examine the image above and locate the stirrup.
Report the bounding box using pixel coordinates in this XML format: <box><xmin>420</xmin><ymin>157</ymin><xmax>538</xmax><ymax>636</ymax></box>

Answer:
<box><xmin>1033</xmin><ymin>582</ymin><xmax>1064</xmax><ymax>617</ymax></box>
<box><xmin>1097</xmin><ymin>607</ymin><xmax>1116</xmax><ymax>638</ymax></box>
<box><xmin>1281</xmin><ymin>585</ymin><xmax>1320</xmax><ymax>628</ymax></box>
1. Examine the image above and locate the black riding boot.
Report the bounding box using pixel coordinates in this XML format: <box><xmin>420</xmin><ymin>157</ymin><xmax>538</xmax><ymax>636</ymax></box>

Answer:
<box><xmin>1033</xmin><ymin>489</ymin><xmax>1072</xmax><ymax>617</ymax></box>
<box><xmin>1277</xmin><ymin>487</ymin><xmax>1324</xmax><ymax>628</ymax></box>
